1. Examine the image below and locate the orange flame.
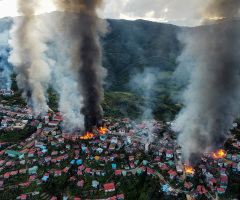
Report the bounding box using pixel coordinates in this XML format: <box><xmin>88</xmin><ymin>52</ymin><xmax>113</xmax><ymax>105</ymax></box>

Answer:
<box><xmin>185</xmin><ymin>165</ymin><xmax>194</xmax><ymax>174</ymax></box>
<box><xmin>98</xmin><ymin>127</ymin><xmax>108</xmax><ymax>134</ymax></box>
<box><xmin>79</xmin><ymin>132</ymin><xmax>94</xmax><ymax>140</ymax></box>
<box><xmin>213</xmin><ymin>149</ymin><xmax>226</xmax><ymax>159</ymax></box>
<box><xmin>27</xmin><ymin>109</ymin><xmax>31</xmax><ymax>114</ymax></box>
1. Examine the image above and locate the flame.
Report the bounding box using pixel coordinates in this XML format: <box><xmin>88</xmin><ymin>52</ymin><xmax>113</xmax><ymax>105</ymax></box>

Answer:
<box><xmin>213</xmin><ymin>149</ymin><xmax>226</xmax><ymax>159</ymax></box>
<box><xmin>185</xmin><ymin>165</ymin><xmax>194</xmax><ymax>174</ymax></box>
<box><xmin>27</xmin><ymin>109</ymin><xmax>31</xmax><ymax>114</ymax></box>
<box><xmin>98</xmin><ymin>127</ymin><xmax>108</xmax><ymax>134</ymax></box>
<box><xmin>79</xmin><ymin>132</ymin><xmax>94</xmax><ymax>140</ymax></box>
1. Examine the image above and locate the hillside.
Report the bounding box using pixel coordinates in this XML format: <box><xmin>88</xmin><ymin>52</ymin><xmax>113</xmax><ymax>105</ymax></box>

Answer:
<box><xmin>0</xmin><ymin>13</ymin><xmax>183</xmax><ymax>120</ymax></box>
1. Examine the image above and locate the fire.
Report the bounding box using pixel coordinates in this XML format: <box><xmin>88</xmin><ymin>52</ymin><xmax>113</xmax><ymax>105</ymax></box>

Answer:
<box><xmin>98</xmin><ymin>127</ymin><xmax>108</xmax><ymax>134</ymax></box>
<box><xmin>79</xmin><ymin>132</ymin><xmax>94</xmax><ymax>140</ymax></box>
<box><xmin>213</xmin><ymin>149</ymin><xmax>226</xmax><ymax>159</ymax></box>
<box><xmin>27</xmin><ymin>109</ymin><xmax>31</xmax><ymax>114</ymax></box>
<box><xmin>185</xmin><ymin>166</ymin><xmax>194</xmax><ymax>174</ymax></box>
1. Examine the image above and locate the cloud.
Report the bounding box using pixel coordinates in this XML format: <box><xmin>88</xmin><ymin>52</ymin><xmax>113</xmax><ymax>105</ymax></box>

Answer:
<box><xmin>0</xmin><ymin>0</ymin><xmax>226</xmax><ymax>26</ymax></box>
<box><xmin>99</xmin><ymin>0</ymin><xmax>205</xmax><ymax>26</ymax></box>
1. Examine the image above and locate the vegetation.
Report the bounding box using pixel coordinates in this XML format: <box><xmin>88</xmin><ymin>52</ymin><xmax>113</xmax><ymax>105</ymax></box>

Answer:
<box><xmin>0</xmin><ymin>126</ymin><xmax>37</xmax><ymax>143</ymax></box>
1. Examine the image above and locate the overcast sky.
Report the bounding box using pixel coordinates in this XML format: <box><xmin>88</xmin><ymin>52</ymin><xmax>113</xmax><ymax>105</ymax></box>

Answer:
<box><xmin>0</xmin><ymin>0</ymin><xmax>209</xmax><ymax>26</ymax></box>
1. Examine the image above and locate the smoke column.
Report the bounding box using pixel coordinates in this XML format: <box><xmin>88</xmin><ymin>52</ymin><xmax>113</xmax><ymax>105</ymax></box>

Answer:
<box><xmin>53</xmin><ymin>0</ymin><xmax>108</xmax><ymax>132</ymax></box>
<box><xmin>131</xmin><ymin>68</ymin><xmax>157</xmax><ymax>143</ymax></box>
<box><xmin>44</xmin><ymin>21</ymin><xmax>85</xmax><ymax>130</ymax></box>
<box><xmin>174</xmin><ymin>0</ymin><xmax>240</xmax><ymax>165</ymax></box>
<box><xmin>0</xmin><ymin>48</ymin><xmax>12</xmax><ymax>90</ymax></box>
<box><xmin>8</xmin><ymin>0</ymin><xmax>51</xmax><ymax>115</ymax></box>
<box><xmin>131</xmin><ymin>68</ymin><xmax>157</xmax><ymax>121</ymax></box>
<box><xmin>0</xmin><ymin>22</ymin><xmax>12</xmax><ymax>90</ymax></box>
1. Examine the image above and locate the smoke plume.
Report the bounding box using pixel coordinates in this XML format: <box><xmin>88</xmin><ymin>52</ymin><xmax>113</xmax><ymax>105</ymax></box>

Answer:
<box><xmin>0</xmin><ymin>47</ymin><xmax>12</xmax><ymax>90</ymax></box>
<box><xmin>0</xmin><ymin>20</ymin><xmax>12</xmax><ymax>90</ymax></box>
<box><xmin>44</xmin><ymin>20</ymin><xmax>85</xmax><ymax>130</ymax></box>
<box><xmin>8</xmin><ymin>0</ymin><xmax>51</xmax><ymax>116</ymax></box>
<box><xmin>53</xmin><ymin>0</ymin><xmax>108</xmax><ymax>132</ymax></box>
<box><xmin>174</xmin><ymin>0</ymin><xmax>240</xmax><ymax>165</ymax></box>
<box><xmin>131</xmin><ymin>68</ymin><xmax>157</xmax><ymax>121</ymax></box>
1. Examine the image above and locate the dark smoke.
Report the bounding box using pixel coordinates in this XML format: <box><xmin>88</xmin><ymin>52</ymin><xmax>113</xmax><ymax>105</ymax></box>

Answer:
<box><xmin>174</xmin><ymin>0</ymin><xmax>240</xmax><ymax>165</ymax></box>
<box><xmin>53</xmin><ymin>0</ymin><xmax>108</xmax><ymax>132</ymax></box>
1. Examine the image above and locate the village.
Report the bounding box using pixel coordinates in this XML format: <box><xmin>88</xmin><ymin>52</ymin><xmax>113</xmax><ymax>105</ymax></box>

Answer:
<box><xmin>0</xmin><ymin>90</ymin><xmax>240</xmax><ymax>200</ymax></box>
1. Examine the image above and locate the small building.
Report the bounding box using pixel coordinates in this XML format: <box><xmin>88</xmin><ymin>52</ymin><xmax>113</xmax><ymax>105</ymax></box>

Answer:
<box><xmin>92</xmin><ymin>180</ymin><xmax>99</xmax><ymax>188</ymax></box>
<box><xmin>5</xmin><ymin>150</ymin><xmax>24</xmax><ymax>159</ymax></box>
<box><xmin>104</xmin><ymin>183</ymin><xmax>115</xmax><ymax>193</ymax></box>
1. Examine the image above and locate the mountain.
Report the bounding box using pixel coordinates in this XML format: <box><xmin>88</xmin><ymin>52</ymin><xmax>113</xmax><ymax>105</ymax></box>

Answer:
<box><xmin>0</xmin><ymin>13</ymin><xmax>184</xmax><ymax>120</ymax></box>
<box><xmin>102</xmin><ymin>19</ymin><xmax>181</xmax><ymax>91</ymax></box>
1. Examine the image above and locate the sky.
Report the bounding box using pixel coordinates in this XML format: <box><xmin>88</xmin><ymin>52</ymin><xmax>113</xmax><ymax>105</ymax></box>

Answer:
<box><xmin>0</xmin><ymin>0</ymin><xmax>209</xmax><ymax>26</ymax></box>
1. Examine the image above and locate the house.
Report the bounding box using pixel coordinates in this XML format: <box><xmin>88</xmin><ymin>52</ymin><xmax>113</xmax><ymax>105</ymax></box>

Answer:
<box><xmin>208</xmin><ymin>178</ymin><xmax>217</xmax><ymax>192</ymax></box>
<box><xmin>109</xmin><ymin>143</ymin><xmax>116</xmax><ymax>150</ymax></box>
<box><xmin>49</xmin><ymin>121</ymin><xmax>59</xmax><ymax>126</ymax></box>
<box><xmin>21</xmin><ymin>182</ymin><xmax>30</xmax><ymax>188</ymax></box>
<box><xmin>117</xmin><ymin>194</ymin><xmax>124</xmax><ymax>199</ymax></box>
<box><xmin>162</xmin><ymin>165</ymin><xmax>169</xmax><ymax>171</ymax></box>
<box><xmin>42</xmin><ymin>173</ymin><xmax>49</xmax><ymax>181</ymax></box>
<box><xmin>21</xmin><ymin>195</ymin><xmax>27</xmax><ymax>200</ymax></box>
<box><xmin>104</xmin><ymin>183</ymin><xmax>115</xmax><ymax>193</ymax></box>
<box><xmin>220</xmin><ymin>175</ymin><xmax>228</xmax><ymax>188</ymax></box>
<box><xmin>166</xmin><ymin>150</ymin><xmax>174</xmax><ymax>160</ymax></box>
<box><xmin>77</xmin><ymin>170</ymin><xmax>83</xmax><ymax>176</ymax></box>
<box><xmin>220</xmin><ymin>168</ymin><xmax>226</xmax><ymax>174</ymax></box>
<box><xmin>184</xmin><ymin>182</ymin><xmax>193</xmax><ymax>190</ymax></box>
<box><xmin>84</xmin><ymin>168</ymin><xmax>91</xmax><ymax>174</ymax></box>
<box><xmin>5</xmin><ymin>150</ymin><xmax>24</xmax><ymax>159</ymax></box>
<box><xmin>168</xmin><ymin>160</ymin><xmax>175</xmax><ymax>167</ymax></box>
<box><xmin>232</xmin><ymin>162</ymin><xmax>238</xmax><ymax>171</ymax></box>
<box><xmin>154</xmin><ymin>156</ymin><xmax>161</xmax><ymax>162</ymax></box>
<box><xmin>53</xmin><ymin>116</ymin><xmax>63</xmax><ymax>121</ymax></box>
<box><xmin>217</xmin><ymin>188</ymin><xmax>225</xmax><ymax>194</ymax></box>
<box><xmin>92</xmin><ymin>180</ymin><xmax>99</xmax><ymax>188</ymax></box>
<box><xmin>29</xmin><ymin>166</ymin><xmax>38</xmax><ymax>175</ymax></box>
<box><xmin>4</xmin><ymin>172</ymin><xmax>10</xmax><ymax>179</ymax></box>
<box><xmin>4</xmin><ymin>90</ymin><xmax>13</xmax><ymax>96</ymax></box>
<box><xmin>77</xmin><ymin>180</ymin><xmax>84</xmax><ymax>187</ymax></box>
<box><xmin>168</xmin><ymin>170</ymin><xmax>177</xmax><ymax>179</ymax></box>
<box><xmin>54</xmin><ymin>170</ymin><xmax>62</xmax><ymax>177</ymax></box>
<box><xmin>1</xmin><ymin>120</ymin><xmax>7</xmax><ymax>128</ymax></box>
<box><xmin>79</xmin><ymin>165</ymin><xmax>85</xmax><ymax>170</ymax></box>
<box><xmin>29</xmin><ymin>175</ymin><xmax>36</xmax><ymax>181</ymax></box>
<box><xmin>130</xmin><ymin>163</ymin><xmax>135</xmax><ymax>169</ymax></box>
<box><xmin>115</xmin><ymin>170</ymin><xmax>122</xmax><ymax>176</ymax></box>
<box><xmin>147</xmin><ymin>168</ymin><xmax>154</xmax><ymax>175</ymax></box>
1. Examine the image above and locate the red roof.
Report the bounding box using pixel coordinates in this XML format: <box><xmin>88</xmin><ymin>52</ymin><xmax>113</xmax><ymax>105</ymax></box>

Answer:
<box><xmin>217</xmin><ymin>188</ymin><xmax>225</xmax><ymax>192</ymax></box>
<box><xmin>166</xmin><ymin>150</ymin><xmax>173</xmax><ymax>154</ymax></box>
<box><xmin>77</xmin><ymin>180</ymin><xmax>84</xmax><ymax>186</ymax></box>
<box><xmin>54</xmin><ymin>116</ymin><xmax>63</xmax><ymax>121</ymax></box>
<box><xmin>202</xmin><ymin>187</ymin><xmax>207</xmax><ymax>193</ymax></box>
<box><xmin>115</xmin><ymin>170</ymin><xmax>122</xmax><ymax>175</ymax></box>
<box><xmin>49</xmin><ymin>121</ymin><xmax>59</xmax><ymax>124</ymax></box>
<box><xmin>162</xmin><ymin>165</ymin><xmax>169</xmax><ymax>171</ymax></box>
<box><xmin>232</xmin><ymin>162</ymin><xmax>238</xmax><ymax>167</ymax></box>
<box><xmin>104</xmin><ymin>183</ymin><xmax>115</xmax><ymax>191</ymax></box>
<box><xmin>117</xmin><ymin>194</ymin><xmax>124</xmax><ymax>198</ymax></box>
<box><xmin>210</xmin><ymin>178</ymin><xmax>217</xmax><ymax>184</ymax></box>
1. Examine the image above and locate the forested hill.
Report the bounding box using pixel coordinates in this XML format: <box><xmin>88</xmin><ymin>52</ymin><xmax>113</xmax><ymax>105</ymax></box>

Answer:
<box><xmin>0</xmin><ymin>14</ymin><xmax>183</xmax><ymax>120</ymax></box>
<box><xmin>102</xmin><ymin>19</ymin><xmax>181</xmax><ymax>91</ymax></box>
